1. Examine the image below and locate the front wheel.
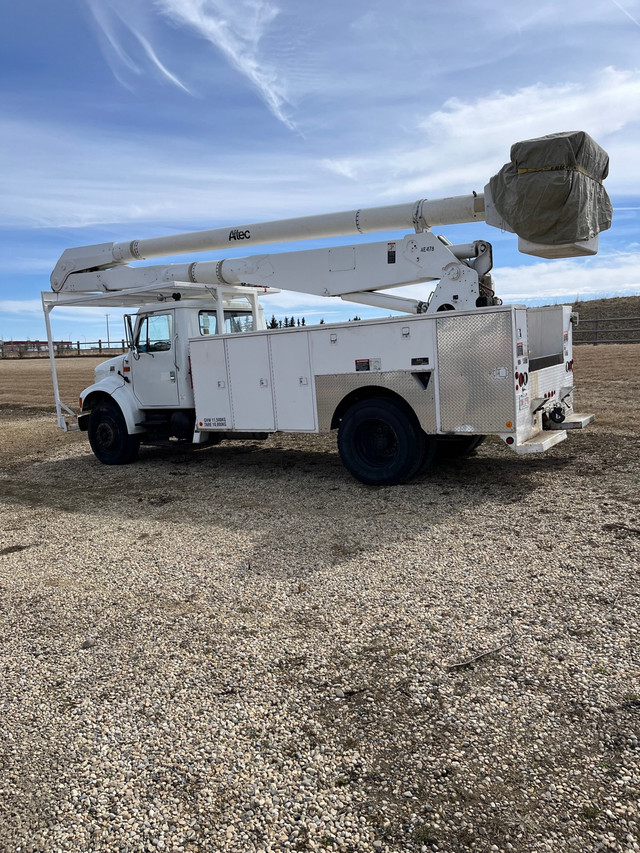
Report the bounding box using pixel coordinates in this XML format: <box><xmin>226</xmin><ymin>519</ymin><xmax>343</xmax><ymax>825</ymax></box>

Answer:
<box><xmin>337</xmin><ymin>397</ymin><xmax>425</xmax><ymax>486</ymax></box>
<box><xmin>88</xmin><ymin>400</ymin><xmax>140</xmax><ymax>465</ymax></box>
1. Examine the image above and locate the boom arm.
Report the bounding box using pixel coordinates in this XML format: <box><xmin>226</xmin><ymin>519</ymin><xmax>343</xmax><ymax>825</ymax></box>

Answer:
<box><xmin>51</xmin><ymin>194</ymin><xmax>485</xmax><ymax>292</ymax></box>
<box><xmin>49</xmin><ymin>130</ymin><xmax>612</xmax><ymax>306</ymax></box>
<box><xmin>53</xmin><ymin>231</ymin><xmax>496</xmax><ymax>315</ymax></box>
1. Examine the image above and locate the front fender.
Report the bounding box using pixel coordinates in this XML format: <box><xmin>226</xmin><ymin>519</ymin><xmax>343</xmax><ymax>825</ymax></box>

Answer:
<box><xmin>81</xmin><ymin>378</ymin><xmax>144</xmax><ymax>435</ymax></box>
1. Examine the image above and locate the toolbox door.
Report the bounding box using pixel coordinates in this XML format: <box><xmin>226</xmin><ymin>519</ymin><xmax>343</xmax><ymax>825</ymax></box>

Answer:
<box><xmin>190</xmin><ymin>338</ymin><xmax>233</xmax><ymax>430</ymax></box>
<box><xmin>226</xmin><ymin>336</ymin><xmax>275</xmax><ymax>430</ymax></box>
<box><xmin>270</xmin><ymin>333</ymin><xmax>316</xmax><ymax>430</ymax></box>
<box><xmin>436</xmin><ymin>311</ymin><xmax>515</xmax><ymax>433</ymax></box>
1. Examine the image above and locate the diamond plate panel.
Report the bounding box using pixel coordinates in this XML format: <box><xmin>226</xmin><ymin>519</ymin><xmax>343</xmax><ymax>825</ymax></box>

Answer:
<box><xmin>437</xmin><ymin>312</ymin><xmax>515</xmax><ymax>432</ymax></box>
<box><xmin>315</xmin><ymin>371</ymin><xmax>436</xmax><ymax>433</ymax></box>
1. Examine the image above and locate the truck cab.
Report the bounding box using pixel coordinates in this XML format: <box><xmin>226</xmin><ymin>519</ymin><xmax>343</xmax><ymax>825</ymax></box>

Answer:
<box><xmin>77</xmin><ymin>292</ymin><xmax>266</xmax><ymax>463</ymax></box>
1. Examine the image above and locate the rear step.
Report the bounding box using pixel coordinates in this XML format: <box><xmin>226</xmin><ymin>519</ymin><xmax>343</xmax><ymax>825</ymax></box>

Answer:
<box><xmin>514</xmin><ymin>431</ymin><xmax>567</xmax><ymax>454</ymax></box>
<box><xmin>546</xmin><ymin>412</ymin><xmax>595</xmax><ymax>430</ymax></box>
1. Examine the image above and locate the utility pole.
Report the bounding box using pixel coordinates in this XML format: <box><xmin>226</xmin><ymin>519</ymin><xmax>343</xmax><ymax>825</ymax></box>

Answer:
<box><xmin>105</xmin><ymin>314</ymin><xmax>110</xmax><ymax>348</ymax></box>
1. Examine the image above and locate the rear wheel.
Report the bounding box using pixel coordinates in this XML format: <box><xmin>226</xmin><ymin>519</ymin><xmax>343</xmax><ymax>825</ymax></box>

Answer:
<box><xmin>337</xmin><ymin>397</ymin><xmax>425</xmax><ymax>486</ymax></box>
<box><xmin>88</xmin><ymin>400</ymin><xmax>140</xmax><ymax>465</ymax></box>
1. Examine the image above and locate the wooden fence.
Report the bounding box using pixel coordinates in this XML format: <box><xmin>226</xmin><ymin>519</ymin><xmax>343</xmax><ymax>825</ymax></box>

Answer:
<box><xmin>0</xmin><ymin>340</ymin><xmax>127</xmax><ymax>358</ymax></box>
<box><xmin>573</xmin><ymin>316</ymin><xmax>640</xmax><ymax>345</ymax></box>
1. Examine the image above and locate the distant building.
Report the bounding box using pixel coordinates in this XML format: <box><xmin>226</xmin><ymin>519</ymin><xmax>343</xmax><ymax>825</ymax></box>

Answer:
<box><xmin>0</xmin><ymin>340</ymin><xmax>72</xmax><ymax>355</ymax></box>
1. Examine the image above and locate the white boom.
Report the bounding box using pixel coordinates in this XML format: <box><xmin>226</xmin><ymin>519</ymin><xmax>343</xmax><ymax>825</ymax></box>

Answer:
<box><xmin>50</xmin><ymin>130</ymin><xmax>612</xmax><ymax>301</ymax></box>
<box><xmin>50</xmin><ymin>194</ymin><xmax>485</xmax><ymax>292</ymax></box>
<box><xmin>52</xmin><ymin>230</ymin><xmax>495</xmax><ymax>315</ymax></box>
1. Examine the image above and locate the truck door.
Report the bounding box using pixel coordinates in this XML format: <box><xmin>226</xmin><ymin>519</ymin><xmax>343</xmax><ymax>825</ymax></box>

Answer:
<box><xmin>131</xmin><ymin>311</ymin><xmax>180</xmax><ymax>407</ymax></box>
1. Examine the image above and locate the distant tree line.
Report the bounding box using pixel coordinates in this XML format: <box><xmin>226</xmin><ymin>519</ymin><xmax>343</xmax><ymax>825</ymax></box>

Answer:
<box><xmin>266</xmin><ymin>314</ymin><xmax>361</xmax><ymax>328</ymax></box>
<box><xmin>267</xmin><ymin>315</ymin><xmax>307</xmax><ymax>328</ymax></box>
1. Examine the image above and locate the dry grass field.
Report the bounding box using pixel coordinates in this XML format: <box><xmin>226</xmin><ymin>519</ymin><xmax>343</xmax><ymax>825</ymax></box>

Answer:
<box><xmin>0</xmin><ymin>346</ymin><xmax>639</xmax><ymax>853</ymax></box>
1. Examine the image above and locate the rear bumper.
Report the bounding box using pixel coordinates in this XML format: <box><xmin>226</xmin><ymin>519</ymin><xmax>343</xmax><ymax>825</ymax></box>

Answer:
<box><xmin>510</xmin><ymin>410</ymin><xmax>594</xmax><ymax>454</ymax></box>
<box><xmin>513</xmin><ymin>431</ymin><xmax>567</xmax><ymax>454</ymax></box>
<box><xmin>545</xmin><ymin>412</ymin><xmax>595</xmax><ymax>430</ymax></box>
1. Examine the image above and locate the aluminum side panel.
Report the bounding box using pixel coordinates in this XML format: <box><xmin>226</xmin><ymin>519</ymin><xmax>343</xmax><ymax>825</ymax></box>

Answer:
<box><xmin>315</xmin><ymin>371</ymin><xmax>436</xmax><ymax>433</ymax></box>
<box><xmin>436</xmin><ymin>312</ymin><xmax>515</xmax><ymax>433</ymax></box>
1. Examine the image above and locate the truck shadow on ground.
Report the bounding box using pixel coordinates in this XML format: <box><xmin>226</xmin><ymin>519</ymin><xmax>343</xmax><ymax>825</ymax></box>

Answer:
<box><xmin>1</xmin><ymin>435</ymin><xmax>577</xmax><ymax>531</ymax></box>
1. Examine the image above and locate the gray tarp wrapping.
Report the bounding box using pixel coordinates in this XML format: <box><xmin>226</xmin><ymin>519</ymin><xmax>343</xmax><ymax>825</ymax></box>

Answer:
<box><xmin>488</xmin><ymin>131</ymin><xmax>612</xmax><ymax>245</ymax></box>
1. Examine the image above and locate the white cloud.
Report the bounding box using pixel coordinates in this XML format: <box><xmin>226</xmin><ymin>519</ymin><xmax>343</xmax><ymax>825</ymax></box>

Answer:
<box><xmin>0</xmin><ymin>299</ymin><xmax>125</xmax><ymax>324</ymax></box>
<box><xmin>157</xmin><ymin>0</ymin><xmax>293</xmax><ymax>126</ymax></box>
<box><xmin>259</xmin><ymin>290</ymin><xmax>343</xmax><ymax>314</ymax></box>
<box><xmin>86</xmin><ymin>0</ymin><xmax>189</xmax><ymax>92</ymax></box>
<box><xmin>608</xmin><ymin>0</ymin><xmax>640</xmax><ymax>28</ymax></box>
<box><xmin>322</xmin><ymin>68</ymin><xmax>640</xmax><ymax>198</ymax></box>
<box><xmin>495</xmin><ymin>250</ymin><xmax>640</xmax><ymax>302</ymax></box>
<box><xmin>0</xmin><ymin>299</ymin><xmax>43</xmax><ymax>316</ymax></box>
<box><xmin>86</xmin><ymin>0</ymin><xmax>295</xmax><ymax>128</ymax></box>
<box><xmin>0</xmin><ymin>117</ymin><xmax>337</xmax><ymax>229</ymax></box>
<box><xmin>5</xmin><ymin>67</ymin><xmax>638</xmax><ymax>235</ymax></box>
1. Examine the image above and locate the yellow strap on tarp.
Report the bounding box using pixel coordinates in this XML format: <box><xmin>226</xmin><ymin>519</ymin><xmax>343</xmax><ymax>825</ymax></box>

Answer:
<box><xmin>517</xmin><ymin>164</ymin><xmax>602</xmax><ymax>184</ymax></box>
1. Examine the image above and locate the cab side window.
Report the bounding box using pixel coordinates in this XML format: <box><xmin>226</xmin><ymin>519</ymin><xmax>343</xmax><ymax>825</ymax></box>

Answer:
<box><xmin>137</xmin><ymin>314</ymin><xmax>172</xmax><ymax>352</ymax></box>
<box><xmin>199</xmin><ymin>311</ymin><xmax>217</xmax><ymax>336</ymax></box>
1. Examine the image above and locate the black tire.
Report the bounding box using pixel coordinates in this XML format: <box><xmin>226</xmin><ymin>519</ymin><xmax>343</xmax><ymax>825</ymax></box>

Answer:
<box><xmin>337</xmin><ymin>397</ymin><xmax>425</xmax><ymax>486</ymax></box>
<box><xmin>88</xmin><ymin>400</ymin><xmax>140</xmax><ymax>465</ymax></box>
<box><xmin>436</xmin><ymin>434</ymin><xmax>485</xmax><ymax>459</ymax></box>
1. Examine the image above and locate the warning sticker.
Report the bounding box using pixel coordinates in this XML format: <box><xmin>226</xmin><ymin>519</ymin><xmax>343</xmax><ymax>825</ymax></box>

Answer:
<box><xmin>387</xmin><ymin>242</ymin><xmax>396</xmax><ymax>264</ymax></box>
<box><xmin>355</xmin><ymin>359</ymin><xmax>370</xmax><ymax>372</ymax></box>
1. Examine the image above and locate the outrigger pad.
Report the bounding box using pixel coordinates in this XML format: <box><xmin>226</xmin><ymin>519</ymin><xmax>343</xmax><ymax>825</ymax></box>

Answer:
<box><xmin>488</xmin><ymin>131</ymin><xmax>613</xmax><ymax>246</ymax></box>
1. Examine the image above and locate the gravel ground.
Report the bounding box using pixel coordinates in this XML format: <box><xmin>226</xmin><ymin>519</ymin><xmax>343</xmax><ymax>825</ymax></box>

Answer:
<box><xmin>0</xmin><ymin>346</ymin><xmax>639</xmax><ymax>853</ymax></box>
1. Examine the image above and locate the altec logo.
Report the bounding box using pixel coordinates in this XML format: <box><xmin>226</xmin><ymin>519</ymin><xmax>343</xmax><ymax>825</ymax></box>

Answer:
<box><xmin>229</xmin><ymin>228</ymin><xmax>251</xmax><ymax>241</ymax></box>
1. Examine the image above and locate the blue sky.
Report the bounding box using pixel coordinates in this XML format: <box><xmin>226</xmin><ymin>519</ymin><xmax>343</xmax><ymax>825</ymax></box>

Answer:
<box><xmin>1</xmin><ymin>0</ymin><xmax>639</xmax><ymax>343</ymax></box>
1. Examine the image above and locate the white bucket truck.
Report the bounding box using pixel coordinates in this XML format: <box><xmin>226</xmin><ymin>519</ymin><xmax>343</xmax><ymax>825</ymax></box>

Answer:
<box><xmin>43</xmin><ymin>131</ymin><xmax>611</xmax><ymax>484</ymax></box>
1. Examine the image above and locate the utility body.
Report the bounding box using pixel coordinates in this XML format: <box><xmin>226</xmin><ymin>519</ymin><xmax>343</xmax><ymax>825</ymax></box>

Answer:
<box><xmin>43</xmin><ymin>131</ymin><xmax>609</xmax><ymax>484</ymax></box>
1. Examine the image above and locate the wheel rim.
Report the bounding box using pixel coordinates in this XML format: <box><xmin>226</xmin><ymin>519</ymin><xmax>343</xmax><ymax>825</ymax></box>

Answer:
<box><xmin>353</xmin><ymin>417</ymin><xmax>398</xmax><ymax>468</ymax></box>
<box><xmin>96</xmin><ymin>418</ymin><xmax>118</xmax><ymax>451</ymax></box>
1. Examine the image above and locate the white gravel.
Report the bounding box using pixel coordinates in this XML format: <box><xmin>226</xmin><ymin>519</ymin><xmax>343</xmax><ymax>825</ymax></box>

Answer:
<box><xmin>1</xmin><ymin>417</ymin><xmax>639</xmax><ymax>852</ymax></box>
